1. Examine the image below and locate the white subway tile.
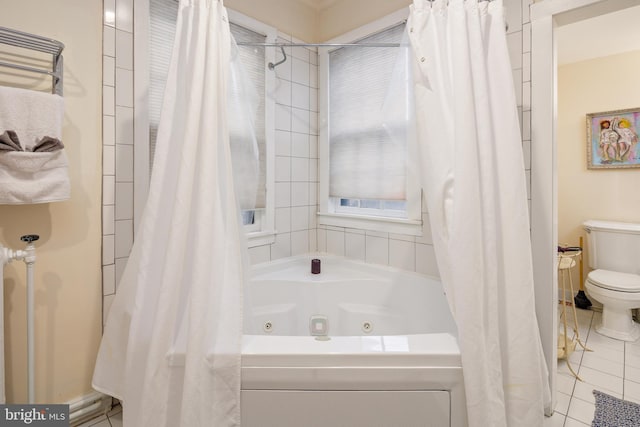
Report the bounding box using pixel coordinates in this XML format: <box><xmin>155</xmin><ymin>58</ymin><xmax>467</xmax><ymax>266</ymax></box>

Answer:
<box><xmin>103</xmin><ymin>86</ymin><xmax>115</xmax><ymax>116</ymax></box>
<box><xmin>327</xmin><ymin>230</ymin><xmax>345</xmax><ymax>256</ymax></box>
<box><xmin>271</xmin><ymin>232</ymin><xmax>291</xmax><ymax>260</ymax></box>
<box><xmin>310</xmin><ymin>51</ymin><xmax>318</xmax><ymax>66</ymax></box>
<box><xmin>505</xmin><ymin>0</ymin><xmax>522</xmax><ymax>34</ymax></box>
<box><xmin>310</xmin><ymin>112</ymin><xmax>318</xmax><ymax>135</ymax></box>
<box><xmin>115</xmin><ymin>0</ymin><xmax>133</xmax><ymax>32</ymax></box>
<box><xmin>275</xmin><ymin>130</ymin><xmax>291</xmax><ymax>156</ymax></box>
<box><xmin>522</xmin><ymin>139</ymin><xmax>531</xmax><ymax>170</ymax></box>
<box><xmin>275</xmin><ymin>79</ymin><xmax>292</xmax><ymax>106</ymax></box>
<box><xmin>309</xmin><ymin>88</ymin><xmax>318</xmax><ymax>112</ymax></box>
<box><xmin>103</xmin><ymin>175</ymin><xmax>115</xmax><ymax>205</ymax></box>
<box><xmin>104</xmin><ymin>26</ymin><xmax>116</xmax><ymax>57</ymax></box>
<box><xmin>309</xmin><ymin>182</ymin><xmax>318</xmax><ymax>206</ymax></box>
<box><xmin>292</xmin><ymin>58</ymin><xmax>310</xmax><ymax>86</ymax></box>
<box><xmin>291</xmin><ymin>206</ymin><xmax>309</xmax><ymax>231</ymax></box>
<box><xmin>507</xmin><ymin>32</ymin><xmax>522</xmax><ymax>70</ymax></box>
<box><xmin>291</xmin><ymin>108</ymin><xmax>310</xmax><ymax>134</ymax></box>
<box><xmin>366</xmin><ymin>235</ymin><xmax>388</xmax><ymax>265</ymax></box>
<box><xmin>104</xmin><ymin>0</ymin><xmax>116</xmax><ymax>26</ymax></box>
<box><xmin>523</xmin><ymin>81</ymin><xmax>531</xmax><ymax>111</ymax></box>
<box><xmin>249</xmin><ymin>245</ymin><xmax>271</xmax><ymax>265</ymax></box>
<box><xmin>115</xmin><ymin>182</ymin><xmax>134</xmax><ymax>220</ymax></box>
<box><xmin>115</xmin><ymin>144</ymin><xmax>134</xmax><ymax>182</ymax></box>
<box><xmin>115</xmin><ymin>257</ymin><xmax>127</xmax><ymax>289</ymax></box>
<box><xmin>309</xmin><ymin>158</ymin><xmax>318</xmax><ymax>182</ymax></box>
<box><xmin>275</xmin><ymin>104</ymin><xmax>291</xmax><ymax>131</ymax></box>
<box><xmin>522</xmin><ymin>0</ymin><xmax>532</xmax><ymax>24</ymax></box>
<box><xmin>275</xmin><ymin>156</ymin><xmax>291</xmax><ymax>182</ymax></box>
<box><xmin>512</xmin><ymin>69</ymin><xmax>522</xmax><ymax>107</ymax></box>
<box><xmin>309</xmin><ymin>136</ymin><xmax>318</xmax><ymax>159</ymax></box>
<box><xmin>115</xmin><ymin>68</ymin><xmax>133</xmax><ymax>107</ymax></box>
<box><xmin>291</xmin><ymin>230</ymin><xmax>310</xmax><ymax>255</ymax></box>
<box><xmin>275</xmin><ymin>52</ymin><xmax>292</xmax><ymax>81</ymax></box>
<box><xmin>275</xmin><ymin>182</ymin><xmax>291</xmax><ymax>208</ymax></box>
<box><xmin>116</xmin><ymin>106</ymin><xmax>134</xmax><ymax>145</ymax></box>
<box><xmin>291</xmin><ymin>182</ymin><xmax>309</xmax><ymax>206</ymax></box>
<box><xmin>115</xmin><ymin>30</ymin><xmax>133</xmax><ymax>70</ymax></box>
<box><xmin>522</xmin><ymin>23</ymin><xmax>531</xmax><ymax>53</ymax></box>
<box><xmin>522</xmin><ymin>110</ymin><xmax>531</xmax><ymax>141</ymax></box>
<box><xmin>103</xmin><ymin>205</ymin><xmax>115</xmax><ymax>235</ymax></box>
<box><xmin>291</xmin><ymin>132</ymin><xmax>309</xmax><ymax>158</ymax></box>
<box><xmin>290</xmin><ymin>44</ymin><xmax>309</xmax><ymax>62</ymax></box>
<box><xmin>103</xmin><ymin>56</ymin><xmax>115</xmax><ymax>86</ymax></box>
<box><xmin>308</xmin><ymin>229</ymin><xmax>318</xmax><ymax>252</ymax></box>
<box><xmin>310</xmin><ymin>64</ymin><xmax>318</xmax><ymax>88</ymax></box>
<box><xmin>523</xmin><ymin>52</ymin><xmax>531</xmax><ymax>82</ymax></box>
<box><xmin>275</xmin><ymin>207</ymin><xmax>291</xmax><ymax>233</ymax></box>
<box><xmin>114</xmin><ymin>220</ymin><xmax>133</xmax><ymax>258</ymax></box>
<box><xmin>103</xmin><ymin>235</ymin><xmax>115</xmax><ymax>265</ymax></box>
<box><xmin>415</xmin><ymin>243</ymin><xmax>439</xmax><ymax>277</ymax></box>
<box><xmin>103</xmin><ymin>115</ymin><xmax>115</xmax><ymax>146</ymax></box>
<box><xmin>309</xmin><ymin>205</ymin><xmax>318</xmax><ymax>229</ymax></box>
<box><xmin>291</xmin><ymin>157</ymin><xmax>308</xmax><ymax>182</ymax></box>
<box><xmin>103</xmin><ymin>264</ymin><xmax>116</xmax><ymax>296</ymax></box>
<box><xmin>345</xmin><ymin>232</ymin><xmax>365</xmax><ymax>261</ymax></box>
<box><xmin>291</xmin><ymin>82</ymin><xmax>310</xmax><ymax>110</ymax></box>
<box><xmin>415</xmin><ymin>214</ymin><xmax>434</xmax><ymax>245</ymax></box>
<box><xmin>103</xmin><ymin>145</ymin><xmax>115</xmax><ymax>176</ymax></box>
<box><xmin>317</xmin><ymin>228</ymin><xmax>327</xmax><ymax>252</ymax></box>
<box><xmin>389</xmin><ymin>239</ymin><xmax>416</xmax><ymax>271</ymax></box>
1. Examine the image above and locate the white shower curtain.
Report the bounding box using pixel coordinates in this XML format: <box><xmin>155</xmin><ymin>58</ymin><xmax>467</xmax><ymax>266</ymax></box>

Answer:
<box><xmin>407</xmin><ymin>0</ymin><xmax>550</xmax><ymax>426</ymax></box>
<box><xmin>93</xmin><ymin>0</ymin><xmax>246</xmax><ymax>425</ymax></box>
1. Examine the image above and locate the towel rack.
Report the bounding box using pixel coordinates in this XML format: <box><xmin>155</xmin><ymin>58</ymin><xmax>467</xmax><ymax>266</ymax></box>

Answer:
<box><xmin>0</xmin><ymin>26</ymin><xmax>64</xmax><ymax>96</ymax></box>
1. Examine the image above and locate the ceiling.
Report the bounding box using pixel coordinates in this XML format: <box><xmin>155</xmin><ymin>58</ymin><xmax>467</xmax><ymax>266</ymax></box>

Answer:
<box><xmin>557</xmin><ymin>4</ymin><xmax>640</xmax><ymax>65</ymax></box>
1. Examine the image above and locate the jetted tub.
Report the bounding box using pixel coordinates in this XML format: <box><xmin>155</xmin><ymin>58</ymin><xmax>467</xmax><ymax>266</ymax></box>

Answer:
<box><xmin>241</xmin><ymin>254</ymin><xmax>466</xmax><ymax>427</ymax></box>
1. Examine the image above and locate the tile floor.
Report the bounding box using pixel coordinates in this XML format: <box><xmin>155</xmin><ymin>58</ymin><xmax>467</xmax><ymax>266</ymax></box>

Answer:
<box><xmin>77</xmin><ymin>306</ymin><xmax>637</xmax><ymax>427</ymax></box>
<box><xmin>77</xmin><ymin>403</ymin><xmax>122</xmax><ymax>427</ymax></box>
<box><xmin>545</xmin><ymin>305</ymin><xmax>640</xmax><ymax>426</ymax></box>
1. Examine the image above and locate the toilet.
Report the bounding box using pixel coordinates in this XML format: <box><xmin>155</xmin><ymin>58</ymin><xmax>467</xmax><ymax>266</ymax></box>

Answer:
<box><xmin>583</xmin><ymin>220</ymin><xmax>640</xmax><ymax>342</ymax></box>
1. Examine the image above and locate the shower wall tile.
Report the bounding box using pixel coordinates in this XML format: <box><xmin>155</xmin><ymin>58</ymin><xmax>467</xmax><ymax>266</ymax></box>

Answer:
<box><xmin>103</xmin><ymin>86</ymin><xmax>115</xmax><ymax>116</ymax></box>
<box><xmin>275</xmin><ymin>156</ymin><xmax>291</xmax><ymax>182</ymax></box>
<box><xmin>103</xmin><ymin>176</ymin><xmax>115</xmax><ymax>206</ymax></box>
<box><xmin>317</xmin><ymin>228</ymin><xmax>327</xmax><ymax>252</ymax></box>
<box><xmin>115</xmin><ymin>258</ymin><xmax>127</xmax><ymax>289</ymax></box>
<box><xmin>115</xmin><ymin>145</ymin><xmax>134</xmax><ymax>182</ymax></box>
<box><xmin>291</xmin><ymin>157</ymin><xmax>308</xmax><ymax>182</ymax></box>
<box><xmin>415</xmin><ymin>243</ymin><xmax>439</xmax><ymax>276</ymax></box>
<box><xmin>291</xmin><ymin>182</ymin><xmax>309</xmax><ymax>206</ymax></box>
<box><xmin>275</xmin><ymin>79</ymin><xmax>291</xmax><ymax>105</ymax></box>
<box><xmin>389</xmin><ymin>239</ymin><xmax>416</xmax><ymax>272</ymax></box>
<box><xmin>103</xmin><ymin>205</ymin><xmax>115</xmax><ymax>236</ymax></box>
<box><xmin>291</xmin><ymin>206</ymin><xmax>309</xmax><ymax>231</ymax></box>
<box><xmin>103</xmin><ymin>295</ymin><xmax>115</xmax><ymax>326</ymax></box>
<box><xmin>115</xmin><ymin>0</ymin><xmax>133</xmax><ymax>33</ymax></box>
<box><xmin>507</xmin><ymin>32</ymin><xmax>523</xmax><ymax>69</ymax></box>
<box><xmin>249</xmin><ymin>245</ymin><xmax>271</xmax><ymax>265</ymax></box>
<box><xmin>104</xmin><ymin>0</ymin><xmax>116</xmax><ymax>27</ymax></box>
<box><xmin>292</xmin><ymin>58</ymin><xmax>310</xmax><ymax>86</ymax></box>
<box><xmin>103</xmin><ymin>235</ymin><xmax>115</xmax><ymax>266</ymax></box>
<box><xmin>116</xmin><ymin>106</ymin><xmax>134</xmax><ymax>144</ymax></box>
<box><xmin>506</xmin><ymin>0</ymin><xmax>522</xmax><ymax>34</ymax></box>
<box><xmin>523</xmin><ymin>52</ymin><xmax>531</xmax><ymax>82</ymax></box>
<box><xmin>103</xmin><ymin>264</ymin><xmax>116</xmax><ymax>296</ymax></box>
<box><xmin>309</xmin><ymin>229</ymin><xmax>318</xmax><ymax>252</ymax></box>
<box><xmin>523</xmin><ymin>81</ymin><xmax>531</xmax><ymax>111</ymax></box>
<box><xmin>275</xmin><ymin>182</ymin><xmax>291</xmax><ymax>208</ymax></box>
<box><xmin>365</xmin><ymin>235</ymin><xmax>388</xmax><ymax>265</ymax></box>
<box><xmin>275</xmin><ymin>207</ymin><xmax>292</xmax><ymax>234</ymax></box>
<box><xmin>115</xmin><ymin>183</ymin><xmax>134</xmax><ymax>220</ymax></box>
<box><xmin>275</xmin><ymin>130</ymin><xmax>292</xmax><ymax>156</ymax></box>
<box><xmin>114</xmin><ymin>220</ymin><xmax>133</xmax><ymax>258</ymax></box>
<box><xmin>104</xmin><ymin>26</ymin><xmax>116</xmax><ymax>57</ymax></box>
<box><xmin>291</xmin><ymin>83</ymin><xmax>309</xmax><ymax>110</ymax></box>
<box><xmin>103</xmin><ymin>115</ymin><xmax>115</xmax><ymax>146</ymax></box>
<box><xmin>327</xmin><ymin>229</ymin><xmax>346</xmax><ymax>256</ymax></box>
<box><xmin>291</xmin><ymin>230</ymin><xmax>310</xmax><ymax>255</ymax></box>
<box><xmin>271</xmin><ymin>232</ymin><xmax>291</xmax><ymax>260</ymax></box>
<box><xmin>275</xmin><ymin>104</ymin><xmax>292</xmax><ymax>131</ymax></box>
<box><xmin>291</xmin><ymin>107</ymin><xmax>309</xmax><ymax>134</ymax></box>
<box><xmin>103</xmin><ymin>56</ymin><xmax>115</xmax><ymax>86</ymax></box>
<box><xmin>291</xmin><ymin>132</ymin><xmax>309</xmax><ymax>158</ymax></box>
<box><xmin>345</xmin><ymin>232</ymin><xmax>366</xmax><ymax>261</ymax></box>
<box><xmin>115</xmin><ymin>68</ymin><xmax>134</xmax><ymax>107</ymax></box>
<box><xmin>103</xmin><ymin>146</ymin><xmax>115</xmax><ymax>176</ymax></box>
<box><xmin>116</xmin><ymin>30</ymin><xmax>134</xmax><ymax>70</ymax></box>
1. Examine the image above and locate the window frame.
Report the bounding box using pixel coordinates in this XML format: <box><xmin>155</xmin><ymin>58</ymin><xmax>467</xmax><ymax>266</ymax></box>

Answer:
<box><xmin>227</xmin><ymin>10</ymin><xmax>278</xmax><ymax>247</ymax></box>
<box><xmin>317</xmin><ymin>8</ymin><xmax>422</xmax><ymax>236</ymax></box>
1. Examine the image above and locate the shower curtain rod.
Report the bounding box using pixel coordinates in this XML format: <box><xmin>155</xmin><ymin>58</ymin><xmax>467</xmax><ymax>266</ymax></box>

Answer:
<box><xmin>236</xmin><ymin>42</ymin><xmax>404</xmax><ymax>47</ymax></box>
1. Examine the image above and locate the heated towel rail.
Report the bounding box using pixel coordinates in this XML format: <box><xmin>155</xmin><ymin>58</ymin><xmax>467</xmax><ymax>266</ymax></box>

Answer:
<box><xmin>0</xmin><ymin>26</ymin><xmax>64</xmax><ymax>95</ymax></box>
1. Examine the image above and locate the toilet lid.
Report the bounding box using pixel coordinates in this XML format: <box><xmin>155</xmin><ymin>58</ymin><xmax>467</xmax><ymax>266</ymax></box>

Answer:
<box><xmin>587</xmin><ymin>269</ymin><xmax>640</xmax><ymax>292</ymax></box>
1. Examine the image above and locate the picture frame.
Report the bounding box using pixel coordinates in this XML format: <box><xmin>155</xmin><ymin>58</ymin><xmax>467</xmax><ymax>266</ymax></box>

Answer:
<box><xmin>586</xmin><ymin>107</ymin><xmax>640</xmax><ymax>169</ymax></box>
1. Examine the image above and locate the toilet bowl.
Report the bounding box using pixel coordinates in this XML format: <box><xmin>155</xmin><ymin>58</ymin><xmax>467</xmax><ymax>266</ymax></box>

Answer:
<box><xmin>584</xmin><ymin>269</ymin><xmax>640</xmax><ymax>341</ymax></box>
<box><xmin>583</xmin><ymin>220</ymin><xmax>640</xmax><ymax>342</ymax></box>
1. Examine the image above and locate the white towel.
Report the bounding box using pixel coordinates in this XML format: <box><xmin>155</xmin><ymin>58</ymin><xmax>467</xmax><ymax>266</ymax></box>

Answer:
<box><xmin>0</xmin><ymin>86</ymin><xmax>69</xmax><ymax>204</ymax></box>
<box><xmin>0</xmin><ymin>151</ymin><xmax>70</xmax><ymax>204</ymax></box>
<box><xmin>0</xmin><ymin>86</ymin><xmax>64</xmax><ymax>150</ymax></box>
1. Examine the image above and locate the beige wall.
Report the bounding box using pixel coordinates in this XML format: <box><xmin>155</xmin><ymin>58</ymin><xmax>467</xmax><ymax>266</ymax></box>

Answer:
<box><xmin>318</xmin><ymin>0</ymin><xmax>411</xmax><ymax>41</ymax></box>
<box><xmin>558</xmin><ymin>50</ymin><xmax>640</xmax><ymax>283</ymax></box>
<box><xmin>225</xmin><ymin>0</ymin><xmax>412</xmax><ymax>42</ymax></box>
<box><xmin>226</xmin><ymin>0</ymin><xmax>318</xmax><ymax>41</ymax></box>
<box><xmin>0</xmin><ymin>0</ymin><xmax>103</xmax><ymax>403</ymax></box>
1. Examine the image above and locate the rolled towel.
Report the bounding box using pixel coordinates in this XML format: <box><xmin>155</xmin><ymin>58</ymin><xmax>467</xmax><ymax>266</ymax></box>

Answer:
<box><xmin>0</xmin><ymin>86</ymin><xmax>63</xmax><ymax>150</ymax></box>
<box><xmin>0</xmin><ymin>130</ymin><xmax>23</xmax><ymax>151</ymax></box>
<box><xmin>32</xmin><ymin>136</ymin><xmax>64</xmax><ymax>152</ymax></box>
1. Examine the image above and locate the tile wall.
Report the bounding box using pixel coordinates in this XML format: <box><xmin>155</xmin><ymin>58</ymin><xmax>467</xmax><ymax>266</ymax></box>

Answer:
<box><xmin>102</xmin><ymin>0</ymin><xmax>135</xmax><ymax>325</ymax></box>
<box><xmin>100</xmin><ymin>0</ymin><xmax>535</xmax><ymax>318</ymax></box>
<box><xmin>247</xmin><ymin>34</ymin><xmax>321</xmax><ymax>265</ymax></box>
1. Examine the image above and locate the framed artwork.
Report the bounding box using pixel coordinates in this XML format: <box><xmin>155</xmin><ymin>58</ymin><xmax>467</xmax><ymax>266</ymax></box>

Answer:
<box><xmin>586</xmin><ymin>107</ymin><xmax>640</xmax><ymax>169</ymax></box>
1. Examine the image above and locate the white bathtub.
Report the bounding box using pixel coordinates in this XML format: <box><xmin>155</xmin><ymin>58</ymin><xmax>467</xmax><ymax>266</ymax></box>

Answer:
<box><xmin>241</xmin><ymin>254</ymin><xmax>466</xmax><ymax>427</ymax></box>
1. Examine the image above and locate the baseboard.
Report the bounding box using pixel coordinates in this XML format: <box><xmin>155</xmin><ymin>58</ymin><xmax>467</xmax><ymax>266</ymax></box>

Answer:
<box><xmin>67</xmin><ymin>391</ymin><xmax>112</xmax><ymax>426</ymax></box>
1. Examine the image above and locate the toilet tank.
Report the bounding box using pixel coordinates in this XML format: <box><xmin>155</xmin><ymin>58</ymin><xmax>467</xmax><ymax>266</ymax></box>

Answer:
<box><xmin>583</xmin><ymin>220</ymin><xmax>640</xmax><ymax>275</ymax></box>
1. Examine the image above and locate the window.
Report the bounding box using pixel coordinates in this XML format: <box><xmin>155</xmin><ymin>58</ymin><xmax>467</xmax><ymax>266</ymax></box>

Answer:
<box><xmin>148</xmin><ymin>4</ymin><xmax>277</xmax><ymax>246</ymax></box>
<box><xmin>318</xmin><ymin>10</ymin><xmax>421</xmax><ymax>235</ymax></box>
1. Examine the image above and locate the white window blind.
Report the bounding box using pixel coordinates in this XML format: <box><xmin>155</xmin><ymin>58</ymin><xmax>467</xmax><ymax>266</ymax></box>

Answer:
<box><xmin>149</xmin><ymin>3</ymin><xmax>267</xmax><ymax>208</ymax></box>
<box><xmin>328</xmin><ymin>23</ymin><xmax>406</xmax><ymax>200</ymax></box>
